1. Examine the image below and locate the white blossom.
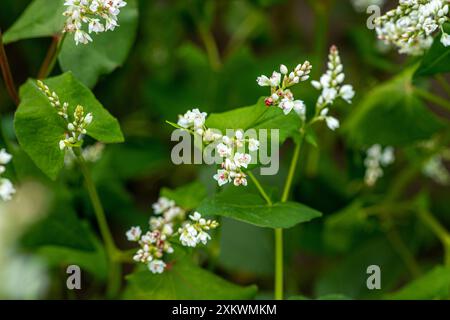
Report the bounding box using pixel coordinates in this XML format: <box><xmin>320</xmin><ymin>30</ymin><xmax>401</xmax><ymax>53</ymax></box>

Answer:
<box><xmin>148</xmin><ymin>260</ymin><xmax>166</xmax><ymax>274</ymax></box>
<box><xmin>375</xmin><ymin>0</ymin><xmax>449</xmax><ymax>55</ymax></box>
<box><xmin>177</xmin><ymin>108</ymin><xmax>207</xmax><ymax>130</ymax></box>
<box><xmin>152</xmin><ymin>197</ymin><xmax>175</xmax><ymax>214</ymax></box>
<box><xmin>423</xmin><ymin>153</ymin><xmax>450</xmax><ymax>185</ymax></box>
<box><xmin>233</xmin><ymin>152</ymin><xmax>251</xmax><ymax>168</ymax></box>
<box><xmin>441</xmin><ymin>31</ymin><xmax>450</xmax><ymax>46</ymax></box>
<box><xmin>0</xmin><ymin>179</ymin><xmax>16</xmax><ymax>201</ymax></box>
<box><xmin>248</xmin><ymin>138</ymin><xmax>260</xmax><ymax>152</ymax></box>
<box><xmin>126</xmin><ymin>226</ymin><xmax>142</xmax><ymax>242</ymax></box>
<box><xmin>364</xmin><ymin>144</ymin><xmax>395</xmax><ymax>186</ymax></box>
<box><xmin>213</xmin><ymin>169</ymin><xmax>231</xmax><ymax>186</ymax></box>
<box><xmin>63</xmin><ymin>0</ymin><xmax>128</xmax><ymax>45</ymax></box>
<box><xmin>320</xmin><ymin>108</ymin><xmax>340</xmax><ymax>131</ymax></box>
<box><xmin>256</xmin><ymin>61</ymin><xmax>312</xmax><ymax>117</ymax></box>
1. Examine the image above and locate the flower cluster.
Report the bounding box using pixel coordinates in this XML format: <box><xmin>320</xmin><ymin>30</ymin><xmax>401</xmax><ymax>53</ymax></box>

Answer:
<box><xmin>126</xmin><ymin>197</ymin><xmax>218</xmax><ymax>274</ymax></box>
<box><xmin>351</xmin><ymin>0</ymin><xmax>385</xmax><ymax>12</ymax></box>
<box><xmin>63</xmin><ymin>0</ymin><xmax>128</xmax><ymax>45</ymax></box>
<box><xmin>177</xmin><ymin>109</ymin><xmax>260</xmax><ymax>187</ymax></box>
<box><xmin>422</xmin><ymin>150</ymin><xmax>450</xmax><ymax>185</ymax></box>
<box><xmin>256</xmin><ymin>61</ymin><xmax>311</xmax><ymax>118</ymax></box>
<box><xmin>37</xmin><ymin>80</ymin><xmax>93</xmax><ymax>151</ymax></box>
<box><xmin>364</xmin><ymin>144</ymin><xmax>395</xmax><ymax>186</ymax></box>
<box><xmin>0</xmin><ymin>149</ymin><xmax>15</xmax><ymax>201</ymax></box>
<box><xmin>375</xmin><ymin>0</ymin><xmax>450</xmax><ymax>55</ymax></box>
<box><xmin>311</xmin><ymin>45</ymin><xmax>355</xmax><ymax>131</ymax></box>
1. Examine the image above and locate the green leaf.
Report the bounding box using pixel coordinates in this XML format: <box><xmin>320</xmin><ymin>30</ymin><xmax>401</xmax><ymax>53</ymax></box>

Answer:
<box><xmin>22</xmin><ymin>201</ymin><xmax>95</xmax><ymax>252</ymax></box>
<box><xmin>415</xmin><ymin>23</ymin><xmax>450</xmax><ymax>77</ymax></box>
<box><xmin>384</xmin><ymin>266</ymin><xmax>450</xmax><ymax>300</ymax></box>
<box><xmin>2</xmin><ymin>0</ymin><xmax>66</xmax><ymax>44</ymax></box>
<box><xmin>206</xmin><ymin>99</ymin><xmax>267</xmax><ymax>131</ymax></box>
<box><xmin>197</xmin><ymin>187</ymin><xmax>322</xmax><ymax>229</ymax></box>
<box><xmin>206</xmin><ymin>99</ymin><xmax>301</xmax><ymax>144</ymax></box>
<box><xmin>124</xmin><ymin>255</ymin><xmax>257</xmax><ymax>300</ymax></box>
<box><xmin>14</xmin><ymin>72</ymin><xmax>124</xmax><ymax>179</ymax></box>
<box><xmin>58</xmin><ymin>0</ymin><xmax>139</xmax><ymax>87</ymax></box>
<box><xmin>160</xmin><ymin>181</ymin><xmax>207</xmax><ymax>211</ymax></box>
<box><xmin>344</xmin><ymin>67</ymin><xmax>444</xmax><ymax>147</ymax></box>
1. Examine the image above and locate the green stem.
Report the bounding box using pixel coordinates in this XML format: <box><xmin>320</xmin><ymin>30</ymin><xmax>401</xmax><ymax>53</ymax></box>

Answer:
<box><xmin>281</xmin><ymin>135</ymin><xmax>305</xmax><ymax>202</ymax></box>
<box><xmin>197</xmin><ymin>24</ymin><xmax>222</xmax><ymax>71</ymax></box>
<box><xmin>414</xmin><ymin>86</ymin><xmax>450</xmax><ymax>113</ymax></box>
<box><xmin>0</xmin><ymin>29</ymin><xmax>19</xmax><ymax>106</ymax></box>
<box><xmin>418</xmin><ymin>209</ymin><xmax>450</xmax><ymax>267</ymax></box>
<box><xmin>248</xmin><ymin>171</ymin><xmax>272</xmax><ymax>205</ymax></box>
<box><xmin>435</xmin><ymin>75</ymin><xmax>450</xmax><ymax>98</ymax></box>
<box><xmin>38</xmin><ymin>33</ymin><xmax>66</xmax><ymax>79</ymax></box>
<box><xmin>75</xmin><ymin>150</ymin><xmax>121</xmax><ymax>298</ymax></box>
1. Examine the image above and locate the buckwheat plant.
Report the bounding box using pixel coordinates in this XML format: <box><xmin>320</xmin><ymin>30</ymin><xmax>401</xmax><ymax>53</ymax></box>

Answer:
<box><xmin>375</xmin><ymin>0</ymin><xmax>450</xmax><ymax>55</ymax></box>
<box><xmin>126</xmin><ymin>197</ymin><xmax>218</xmax><ymax>274</ymax></box>
<box><xmin>37</xmin><ymin>80</ymin><xmax>93</xmax><ymax>151</ymax></box>
<box><xmin>63</xmin><ymin>0</ymin><xmax>128</xmax><ymax>45</ymax></box>
<box><xmin>0</xmin><ymin>149</ymin><xmax>15</xmax><ymax>201</ymax></box>
<box><xmin>364</xmin><ymin>144</ymin><xmax>395</xmax><ymax>186</ymax></box>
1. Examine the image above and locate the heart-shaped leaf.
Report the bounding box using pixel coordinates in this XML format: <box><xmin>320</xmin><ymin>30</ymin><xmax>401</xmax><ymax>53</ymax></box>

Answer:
<box><xmin>15</xmin><ymin>72</ymin><xmax>124</xmax><ymax>180</ymax></box>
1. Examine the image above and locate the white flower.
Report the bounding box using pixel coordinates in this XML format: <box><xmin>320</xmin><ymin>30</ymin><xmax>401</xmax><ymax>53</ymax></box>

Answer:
<box><xmin>320</xmin><ymin>108</ymin><xmax>340</xmax><ymax>131</ymax></box>
<box><xmin>232</xmin><ymin>172</ymin><xmax>248</xmax><ymax>186</ymax></box>
<box><xmin>269</xmin><ymin>71</ymin><xmax>282</xmax><ymax>87</ymax></box>
<box><xmin>339</xmin><ymin>85</ymin><xmax>355</xmax><ymax>103</ymax></box>
<box><xmin>0</xmin><ymin>179</ymin><xmax>15</xmax><ymax>201</ymax></box>
<box><xmin>256</xmin><ymin>75</ymin><xmax>271</xmax><ymax>86</ymax></box>
<box><xmin>0</xmin><ymin>149</ymin><xmax>12</xmax><ymax>165</ymax></box>
<box><xmin>441</xmin><ymin>32</ymin><xmax>450</xmax><ymax>46</ymax></box>
<box><xmin>189</xmin><ymin>211</ymin><xmax>202</xmax><ymax>221</ymax></box>
<box><xmin>74</xmin><ymin>30</ymin><xmax>92</xmax><ymax>45</ymax></box>
<box><xmin>279</xmin><ymin>98</ymin><xmax>295</xmax><ymax>115</ymax></box>
<box><xmin>216</xmin><ymin>143</ymin><xmax>231</xmax><ymax>157</ymax></box>
<box><xmin>293</xmin><ymin>100</ymin><xmax>306</xmax><ymax>119</ymax></box>
<box><xmin>164</xmin><ymin>206</ymin><xmax>184</xmax><ymax>221</ymax></box>
<box><xmin>197</xmin><ymin>231</ymin><xmax>211</xmax><ymax>245</ymax></box>
<box><xmin>364</xmin><ymin>144</ymin><xmax>395</xmax><ymax>186</ymax></box>
<box><xmin>177</xmin><ymin>109</ymin><xmax>207</xmax><ymax>129</ymax></box>
<box><xmin>63</xmin><ymin>0</ymin><xmax>128</xmax><ymax>45</ymax></box>
<box><xmin>179</xmin><ymin>224</ymin><xmax>198</xmax><ymax>247</ymax></box>
<box><xmin>248</xmin><ymin>138</ymin><xmax>260</xmax><ymax>152</ymax></box>
<box><xmin>280</xmin><ymin>64</ymin><xmax>288</xmax><ymax>75</ymax></box>
<box><xmin>233</xmin><ymin>152</ymin><xmax>251</xmax><ymax>168</ymax></box>
<box><xmin>213</xmin><ymin>169</ymin><xmax>231</xmax><ymax>186</ymax></box>
<box><xmin>152</xmin><ymin>197</ymin><xmax>175</xmax><ymax>214</ymax></box>
<box><xmin>126</xmin><ymin>226</ymin><xmax>142</xmax><ymax>242</ymax></box>
<box><xmin>133</xmin><ymin>248</ymin><xmax>151</xmax><ymax>263</ymax></box>
<box><xmin>380</xmin><ymin>147</ymin><xmax>395</xmax><ymax>166</ymax></box>
<box><xmin>148</xmin><ymin>260</ymin><xmax>166</xmax><ymax>274</ymax></box>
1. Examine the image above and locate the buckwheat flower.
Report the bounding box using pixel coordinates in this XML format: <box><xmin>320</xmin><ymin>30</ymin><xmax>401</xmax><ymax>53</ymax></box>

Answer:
<box><xmin>0</xmin><ymin>179</ymin><xmax>16</xmax><ymax>201</ymax></box>
<box><xmin>179</xmin><ymin>224</ymin><xmax>198</xmax><ymax>247</ymax></box>
<box><xmin>213</xmin><ymin>169</ymin><xmax>231</xmax><ymax>186</ymax></box>
<box><xmin>0</xmin><ymin>149</ymin><xmax>12</xmax><ymax>165</ymax></box>
<box><xmin>126</xmin><ymin>226</ymin><xmax>142</xmax><ymax>242</ymax></box>
<box><xmin>148</xmin><ymin>260</ymin><xmax>166</xmax><ymax>274</ymax></box>
<box><xmin>189</xmin><ymin>211</ymin><xmax>202</xmax><ymax>221</ymax></box>
<box><xmin>256</xmin><ymin>61</ymin><xmax>312</xmax><ymax>117</ymax></box>
<box><xmin>63</xmin><ymin>0</ymin><xmax>128</xmax><ymax>45</ymax></box>
<box><xmin>232</xmin><ymin>172</ymin><xmax>248</xmax><ymax>186</ymax></box>
<box><xmin>197</xmin><ymin>231</ymin><xmax>211</xmax><ymax>245</ymax></box>
<box><xmin>340</xmin><ymin>85</ymin><xmax>356</xmax><ymax>104</ymax></box>
<box><xmin>203</xmin><ymin>129</ymin><xmax>222</xmax><ymax>143</ymax></box>
<box><xmin>248</xmin><ymin>138</ymin><xmax>260</xmax><ymax>152</ymax></box>
<box><xmin>233</xmin><ymin>153</ymin><xmax>251</xmax><ymax>168</ymax></box>
<box><xmin>313</xmin><ymin>46</ymin><xmax>354</xmax><ymax>108</ymax></box>
<box><xmin>133</xmin><ymin>248</ymin><xmax>152</xmax><ymax>263</ymax></box>
<box><xmin>177</xmin><ymin>109</ymin><xmax>207</xmax><ymax>129</ymax></box>
<box><xmin>216</xmin><ymin>143</ymin><xmax>231</xmax><ymax>157</ymax></box>
<box><xmin>164</xmin><ymin>206</ymin><xmax>185</xmax><ymax>221</ymax></box>
<box><xmin>423</xmin><ymin>154</ymin><xmax>450</xmax><ymax>185</ymax></box>
<box><xmin>375</xmin><ymin>0</ymin><xmax>450</xmax><ymax>55</ymax></box>
<box><xmin>320</xmin><ymin>108</ymin><xmax>340</xmax><ymax>131</ymax></box>
<box><xmin>364</xmin><ymin>144</ymin><xmax>395</xmax><ymax>186</ymax></box>
<box><xmin>441</xmin><ymin>31</ymin><xmax>450</xmax><ymax>46</ymax></box>
<box><xmin>152</xmin><ymin>197</ymin><xmax>175</xmax><ymax>214</ymax></box>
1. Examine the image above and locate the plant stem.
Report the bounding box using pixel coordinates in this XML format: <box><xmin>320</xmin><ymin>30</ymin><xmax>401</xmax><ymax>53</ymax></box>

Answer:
<box><xmin>414</xmin><ymin>86</ymin><xmax>450</xmax><ymax>113</ymax></box>
<box><xmin>248</xmin><ymin>171</ymin><xmax>272</xmax><ymax>206</ymax></box>
<box><xmin>0</xmin><ymin>29</ymin><xmax>19</xmax><ymax>106</ymax></box>
<box><xmin>197</xmin><ymin>24</ymin><xmax>222</xmax><ymax>71</ymax></box>
<box><xmin>281</xmin><ymin>134</ymin><xmax>305</xmax><ymax>203</ymax></box>
<box><xmin>435</xmin><ymin>74</ymin><xmax>450</xmax><ymax>98</ymax></box>
<box><xmin>38</xmin><ymin>33</ymin><xmax>66</xmax><ymax>79</ymax></box>
<box><xmin>418</xmin><ymin>209</ymin><xmax>450</xmax><ymax>267</ymax></box>
<box><xmin>75</xmin><ymin>150</ymin><xmax>121</xmax><ymax>298</ymax></box>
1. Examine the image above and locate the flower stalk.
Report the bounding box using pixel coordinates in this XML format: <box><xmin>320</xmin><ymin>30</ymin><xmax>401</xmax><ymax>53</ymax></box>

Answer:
<box><xmin>0</xmin><ymin>29</ymin><xmax>19</xmax><ymax>106</ymax></box>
